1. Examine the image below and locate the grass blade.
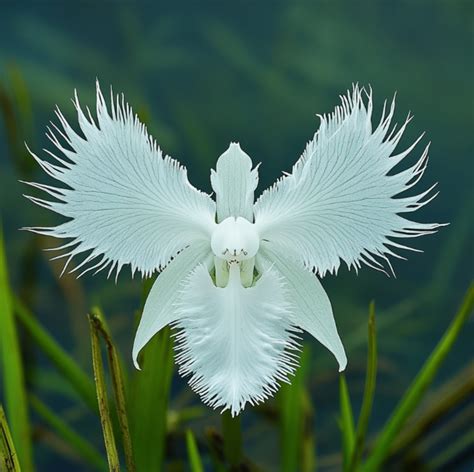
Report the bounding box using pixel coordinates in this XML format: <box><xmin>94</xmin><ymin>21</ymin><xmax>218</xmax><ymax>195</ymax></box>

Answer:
<box><xmin>13</xmin><ymin>297</ymin><xmax>97</xmax><ymax>413</ymax></box>
<box><xmin>186</xmin><ymin>429</ymin><xmax>204</xmax><ymax>472</ymax></box>
<box><xmin>363</xmin><ymin>284</ymin><xmax>474</xmax><ymax>471</ymax></box>
<box><xmin>29</xmin><ymin>394</ymin><xmax>107</xmax><ymax>471</ymax></box>
<box><xmin>349</xmin><ymin>302</ymin><xmax>377</xmax><ymax>471</ymax></box>
<box><xmin>88</xmin><ymin>314</ymin><xmax>120</xmax><ymax>472</ymax></box>
<box><xmin>339</xmin><ymin>374</ymin><xmax>355</xmax><ymax>471</ymax></box>
<box><xmin>280</xmin><ymin>346</ymin><xmax>311</xmax><ymax>472</ymax></box>
<box><xmin>392</xmin><ymin>364</ymin><xmax>473</xmax><ymax>453</ymax></box>
<box><xmin>0</xmin><ymin>224</ymin><xmax>33</xmax><ymax>471</ymax></box>
<box><xmin>90</xmin><ymin>308</ymin><xmax>135</xmax><ymax>472</ymax></box>
<box><xmin>0</xmin><ymin>405</ymin><xmax>21</xmax><ymax>472</ymax></box>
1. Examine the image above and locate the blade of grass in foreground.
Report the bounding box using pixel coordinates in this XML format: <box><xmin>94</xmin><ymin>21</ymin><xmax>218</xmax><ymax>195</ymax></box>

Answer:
<box><xmin>363</xmin><ymin>284</ymin><xmax>474</xmax><ymax>471</ymax></box>
<box><xmin>280</xmin><ymin>346</ymin><xmax>311</xmax><ymax>472</ymax></box>
<box><xmin>0</xmin><ymin>224</ymin><xmax>33</xmax><ymax>471</ymax></box>
<box><xmin>90</xmin><ymin>308</ymin><xmax>135</xmax><ymax>472</ymax></box>
<box><xmin>339</xmin><ymin>374</ymin><xmax>355</xmax><ymax>471</ymax></box>
<box><xmin>29</xmin><ymin>394</ymin><xmax>107</xmax><ymax>471</ymax></box>
<box><xmin>186</xmin><ymin>429</ymin><xmax>204</xmax><ymax>472</ymax></box>
<box><xmin>13</xmin><ymin>297</ymin><xmax>97</xmax><ymax>413</ymax></box>
<box><xmin>349</xmin><ymin>302</ymin><xmax>377</xmax><ymax>471</ymax></box>
<box><xmin>89</xmin><ymin>314</ymin><xmax>120</xmax><ymax>472</ymax></box>
<box><xmin>0</xmin><ymin>405</ymin><xmax>21</xmax><ymax>472</ymax></box>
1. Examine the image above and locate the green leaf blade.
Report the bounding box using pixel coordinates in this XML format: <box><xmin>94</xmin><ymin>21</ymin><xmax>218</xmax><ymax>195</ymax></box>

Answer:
<box><xmin>129</xmin><ymin>326</ymin><xmax>174</xmax><ymax>472</ymax></box>
<box><xmin>13</xmin><ymin>297</ymin><xmax>97</xmax><ymax>413</ymax></box>
<box><xmin>280</xmin><ymin>346</ymin><xmax>312</xmax><ymax>472</ymax></box>
<box><xmin>339</xmin><ymin>374</ymin><xmax>355</xmax><ymax>471</ymax></box>
<box><xmin>0</xmin><ymin>404</ymin><xmax>21</xmax><ymax>472</ymax></box>
<box><xmin>90</xmin><ymin>308</ymin><xmax>135</xmax><ymax>472</ymax></box>
<box><xmin>186</xmin><ymin>429</ymin><xmax>204</xmax><ymax>472</ymax></box>
<box><xmin>349</xmin><ymin>301</ymin><xmax>377</xmax><ymax>471</ymax></box>
<box><xmin>364</xmin><ymin>284</ymin><xmax>474</xmax><ymax>471</ymax></box>
<box><xmin>0</xmin><ymin>224</ymin><xmax>33</xmax><ymax>471</ymax></box>
<box><xmin>89</xmin><ymin>314</ymin><xmax>120</xmax><ymax>472</ymax></box>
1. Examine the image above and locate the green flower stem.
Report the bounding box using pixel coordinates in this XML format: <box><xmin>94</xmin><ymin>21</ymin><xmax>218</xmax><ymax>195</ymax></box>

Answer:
<box><xmin>222</xmin><ymin>410</ymin><xmax>243</xmax><ymax>467</ymax></box>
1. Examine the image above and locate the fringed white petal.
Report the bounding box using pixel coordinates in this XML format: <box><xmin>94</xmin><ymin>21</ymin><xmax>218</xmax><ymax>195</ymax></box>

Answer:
<box><xmin>257</xmin><ymin>246</ymin><xmax>347</xmax><ymax>371</ymax></box>
<box><xmin>211</xmin><ymin>143</ymin><xmax>259</xmax><ymax>223</ymax></box>
<box><xmin>132</xmin><ymin>241</ymin><xmax>213</xmax><ymax>368</ymax></box>
<box><xmin>174</xmin><ymin>263</ymin><xmax>300</xmax><ymax>416</ymax></box>
<box><xmin>24</xmin><ymin>81</ymin><xmax>216</xmax><ymax>278</ymax></box>
<box><xmin>254</xmin><ymin>85</ymin><xmax>445</xmax><ymax>277</ymax></box>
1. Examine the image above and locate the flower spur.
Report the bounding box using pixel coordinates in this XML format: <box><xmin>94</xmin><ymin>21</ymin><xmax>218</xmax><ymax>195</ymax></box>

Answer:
<box><xmin>25</xmin><ymin>82</ymin><xmax>444</xmax><ymax>416</ymax></box>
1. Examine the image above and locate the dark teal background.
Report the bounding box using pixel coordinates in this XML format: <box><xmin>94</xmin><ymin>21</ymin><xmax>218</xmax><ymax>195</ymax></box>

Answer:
<box><xmin>0</xmin><ymin>1</ymin><xmax>472</xmax><ymax>470</ymax></box>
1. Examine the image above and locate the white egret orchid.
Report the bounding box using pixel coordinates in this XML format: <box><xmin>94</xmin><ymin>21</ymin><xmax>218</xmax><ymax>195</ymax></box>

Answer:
<box><xmin>25</xmin><ymin>83</ymin><xmax>443</xmax><ymax>416</ymax></box>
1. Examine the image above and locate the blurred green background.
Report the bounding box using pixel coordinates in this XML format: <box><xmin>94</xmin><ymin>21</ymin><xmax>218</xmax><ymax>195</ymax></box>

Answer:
<box><xmin>0</xmin><ymin>1</ymin><xmax>472</xmax><ymax>471</ymax></box>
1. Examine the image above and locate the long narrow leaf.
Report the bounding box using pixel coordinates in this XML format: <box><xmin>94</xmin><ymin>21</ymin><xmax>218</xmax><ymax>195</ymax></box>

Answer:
<box><xmin>186</xmin><ymin>429</ymin><xmax>204</xmax><ymax>472</ymax></box>
<box><xmin>339</xmin><ymin>374</ymin><xmax>355</xmax><ymax>471</ymax></box>
<box><xmin>0</xmin><ymin>405</ymin><xmax>21</xmax><ymax>472</ymax></box>
<box><xmin>90</xmin><ymin>308</ymin><xmax>135</xmax><ymax>472</ymax></box>
<box><xmin>349</xmin><ymin>302</ymin><xmax>377</xmax><ymax>471</ymax></box>
<box><xmin>29</xmin><ymin>394</ymin><xmax>107</xmax><ymax>471</ymax></box>
<box><xmin>88</xmin><ymin>314</ymin><xmax>120</xmax><ymax>472</ymax></box>
<box><xmin>0</xmin><ymin>224</ymin><xmax>33</xmax><ymax>471</ymax></box>
<box><xmin>13</xmin><ymin>297</ymin><xmax>97</xmax><ymax>412</ymax></box>
<box><xmin>300</xmin><ymin>389</ymin><xmax>316</xmax><ymax>472</ymax></box>
<box><xmin>129</xmin><ymin>325</ymin><xmax>174</xmax><ymax>472</ymax></box>
<box><xmin>363</xmin><ymin>284</ymin><xmax>474</xmax><ymax>471</ymax></box>
<box><xmin>392</xmin><ymin>364</ymin><xmax>473</xmax><ymax>452</ymax></box>
<box><xmin>280</xmin><ymin>346</ymin><xmax>311</xmax><ymax>472</ymax></box>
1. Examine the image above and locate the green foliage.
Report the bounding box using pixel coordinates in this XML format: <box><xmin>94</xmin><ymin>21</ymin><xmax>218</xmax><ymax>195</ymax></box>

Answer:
<box><xmin>0</xmin><ymin>225</ymin><xmax>33</xmax><ymax>471</ymax></box>
<box><xmin>29</xmin><ymin>394</ymin><xmax>107</xmax><ymax>471</ymax></box>
<box><xmin>221</xmin><ymin>411</ymin><xmax>243</xmax><ymax>468</ymax></box>
<box><xmin>89</xmin><ymin>313</ymin><xmax>120</xmax><ymax>472</ymax></box>
<box><xmin>89</xmin><ymin>308</ymin><xmax>135</xmax><ymax>472</ymax></box>
<box><xmin>129</xmin><ymin>326</ymin><xmax>174</xmax><ymax>471</ymax></box>
<box><xmin>186</xmin><ymin>429</ymin><xmax>204</xmax><ymax>472</ymax></box>
<box><xmin>13</xmin><ymin>298</ymin><xmax>97</xmax><ymax>412</ymax></box>
<box><xmin>280</xmin><ymin>346</ymin><xmax>313</xmax><ymax>472</ymax></box>
<box><xmin>362</xmin><ymin>284</ymin><xmax>474</xmax><ymax>471</ymax></box>
<box><xmin>339</xmin><ymin>374</ymin><xmax>355</xmax><ymax>469</ymax></box>
<box><xmin>0</xmin><ymin>405</ymin><xmax>21</xmax><ymax>472</ymax></box>
<box><xmin>349</xmin><ymin>302</ymin><xmax>377</xmax><ymax>470</ymax></box>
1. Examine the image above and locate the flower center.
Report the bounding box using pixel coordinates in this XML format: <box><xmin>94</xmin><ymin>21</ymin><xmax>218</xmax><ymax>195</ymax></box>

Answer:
<box><xmin>211</xmin><ymin>216</ymin><xmax>260</xmax><ymax>263</ymax></box>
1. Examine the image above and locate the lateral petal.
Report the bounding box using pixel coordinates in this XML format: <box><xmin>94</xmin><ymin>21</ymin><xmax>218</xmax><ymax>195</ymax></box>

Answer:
<box><xmin>174</xmin><ymin>263</ymin><xmax>300</xmax><ymax>416</ymax></box>
<box><xmin>254</xmin><ymin>86</ymin><xmax>445</xmax><ymax>277</ymax></box>
<box><xmin>132</xmin><ymin>241</ymin><xmax>212</xmax><ymax>368</ymax></box>
<box><xmin>211</xmin><ymin>142</ymin><xmax>258</xmax><ymax>222</ymax></box>
<box><xmin>25</xmin><ymin>82</ymin><xmax>216</xmax><ymax>279</ymax></box>
<box><xmin>257</xmin><ymin>245</ymin><xmax>347</xmax><ymax>371</ymax></box>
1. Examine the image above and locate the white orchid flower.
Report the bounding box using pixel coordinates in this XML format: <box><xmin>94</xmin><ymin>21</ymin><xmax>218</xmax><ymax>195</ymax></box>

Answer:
<box><xmin>25</xmin><ymin>82</ymin><xmax>443</xmax><ymax>416</ymax></box>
